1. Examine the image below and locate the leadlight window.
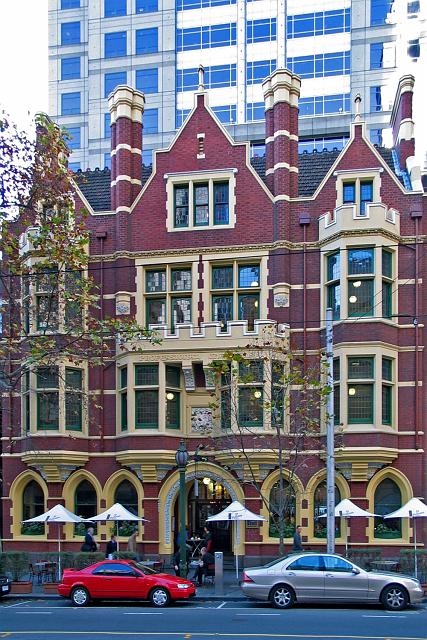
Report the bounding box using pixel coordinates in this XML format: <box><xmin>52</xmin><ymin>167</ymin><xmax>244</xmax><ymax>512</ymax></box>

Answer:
<box><xmin>37</xmin><ymin>367</ymin><xmax>59</xmax><ymax>430</ymax></box>
<box><xmin>326</xmin><ymin>252</ymin><xmax>340</xmax><ymax>320</ymax></box>
<box><xmin>135</xmin><ymin>364</ymin><xmax>159</xmax><ymax>428</ymax></box>
<box><xmin>21</xmin><ymin>481</ymin><xmax>45</xmax><ymax>535</ymax></box>
<box><xmin>173</xmin><ymin>180</ymin><xmax>230</xmax><ymax>229</ymax></box>
<box><xmin>120</xmin><ymin>366</ymin><xmax>128</xmax><ymax>431</ymax></box>
<box><xmin>382</xmin><ymin>249</ymin><xmax>393</xmax><ymax>318</ymax></box>
<box><xmin>145</xmin><ymin>265</ymin><xmax>192</xmax><ymax>330</ymax></box>
<box><xmin>382</xmin><ymin>357</ymin><xmax>392</xmax><ymax>425</ymax></box>
<box><xmin>342</xmin><ymin>180</ymin><xmax>373</xmax><ymax>216</ymax></box>
<box><xmin>194</xmin><ymin>184</ymin><xmax>209</xmax><ymax>226</ymax></box>
<box><xmin>374</xmin><ymin>479</ymin><xmax>401</xmax><ymax>538</ymax></box>
<box><xmin>65</xmin><ymin>369</ymin><xmax>83</xmax><ymax>430</ymax></box>
<box><xmin>238</xmin><ymin>360</ymin><xmax>264</xmax><ymax>427</ymax></box>
<box><xmin>347</xmin><ymin>357</ymin><xmax>374</xmax><ymax>424</ymax></box>
<box><xmin>166</xmin><ymin>365</ymin><xmax>181</xmax><ymax>429</ymax></box>
<box><xmin>174</xmin><ymin>186</ymin><xmax>189</xmax><ymax>227</ymax></box>
<box><xmin>213</xmin><ymin>182</ymin><xmax>229</xmax><ymax>224</ymax></box>
<box><xmin>347</xmin><ymin>248</ymin><xmax>374</xmax><ymax>317</ymax></box>
<box><xmin>211</xmin><ymin>262</ymin><xmax>261</xmax><ymax>331</ymax></box>
<box><xmin>333</xmin><ymin>358</ymin><xmax>340</xmax><ymax>425</ymax></box>
<box><xmin>36</xmin><ymin>269</ymin><xmax>59</xmax><ymax>331</ymax></box>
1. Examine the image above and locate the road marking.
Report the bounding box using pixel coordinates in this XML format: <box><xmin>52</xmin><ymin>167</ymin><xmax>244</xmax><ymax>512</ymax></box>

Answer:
<box><xmin>362</xmin><ymin>616</ymin><xmax>407</xmax><ymax>619</ymax></box>
<box><xmin>217</xmin><ymin>602</ymin><xmax>226</xmax><ymax>609</ymax></box>
<box><xmin>3</xmin><ymin>601</ymin><xmax>32</xmax><ymax>608</ymax></box>
<box><xmin>235</xmin><ymin>614</ymin><xmax>280</xmax><ymax>616</ymax></box>
<box><xmin>0</xmin><ymin>633</ymin><xmax>426</xmax><ymax>639</ymax></box>
<box><xmin>123</xmin><ymin>613</ymin><xmax>164</xmax><ymax>615</ymax></box>
<box><xmin>19</xmin><ymin>612</ymin><xmax>52</xmax><ymax>615</ymax></box>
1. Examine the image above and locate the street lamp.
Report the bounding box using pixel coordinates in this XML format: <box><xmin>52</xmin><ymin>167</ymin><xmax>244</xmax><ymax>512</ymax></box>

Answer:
<box><xmin>175</xmin><ymin>439</ymin><xmax>189</xmax><ymax>578</ymax></box>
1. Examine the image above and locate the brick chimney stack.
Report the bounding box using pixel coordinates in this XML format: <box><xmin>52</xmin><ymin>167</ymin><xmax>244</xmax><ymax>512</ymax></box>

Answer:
<box><xmin>390</xmin><ymin>74</ymin><xmax>415</xmax><ymax>173</ymax></box>
<box><xmin>262</xmin><ymin>69</ymin><xmax>301</xmax><ymax>201</ymax></box>
<box><xmin>108</xmin><ymin>86</ymin><xmax>145</xmax><ymax>212</ymax></box>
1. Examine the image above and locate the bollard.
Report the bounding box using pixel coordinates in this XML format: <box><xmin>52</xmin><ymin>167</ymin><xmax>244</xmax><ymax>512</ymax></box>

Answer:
<box><xmin>214</xmin><ymin>551</ymin><xmax>224</xmax><ymax>595</ymax></box>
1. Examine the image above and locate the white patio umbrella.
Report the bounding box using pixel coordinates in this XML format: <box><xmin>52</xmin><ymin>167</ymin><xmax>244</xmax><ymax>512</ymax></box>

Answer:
<box><xmin>384</xmin><ymin>497</ymin><xmax>427</xmax><ymax>579</ymax></box>
<box><xmin>90</xmin><ymin>503</ymin><xmax>148</xmax><ymax>552</ymax></box>
<box><xmin>23</xmin><ymin>504</ymin><xmax>87</xmax><ymax>581</ymax></box>
<box><xmin>319</xmin><ymin>498</ymin><xmax>379</xmax><ymax>557</ymax></box>
<box><xmin>207</xmin><ymin>500</ymin><xmax>265</xmax><ymax>579</ymax></box>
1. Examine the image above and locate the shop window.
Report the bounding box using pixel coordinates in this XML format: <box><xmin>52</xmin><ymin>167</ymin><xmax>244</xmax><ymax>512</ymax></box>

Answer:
<box><xmin>313</xmin><ymin>482</ymin><xmax>341</xmax><ymax>538</ymax></box>
<box><xmin>374</xmin><ymin>478</ymin><xmax>402</xmax><ymax>538</ymax></box>
<box><xmin>269</xmin><ymin>480</ymin><xmax>296</xmax><ymax>538</ymax></box>
<box><xmin>114</xmin><ymin>480</ymin><xmax>138</xmax><ymax>536</ymax></box>
<box><xmin>145</xmin><ymin>266</ymin><xmax>192</xmax><ymax>330</ymax></box>
<box><xmin>74</xmin><ymin>480</ymin><xmax>97</xmax><ymax>536</ymax></box>
<box><xmin>211</xmin><ymin>262</ymin><xmax>260</xmax><ymax>330</ymax></box>
<box><xmin>347</xmin><ymin>248</ymin><xmax>374</xmax><ymax>317</ymax></box>
<box><xmin>119</xmin><ymin>366</ymin><xmax>127</xmax><ymax>431</ymax></box>
<box><xmin>21</xmin><ymin>481</ymin><xmax>45</xmax><ymax>535</ymax></box>
<box><xmin>135</xmin><ymin>364</ymin><xmax>159</xmax><ymax>428</ymax></box>
<box><xmin>347</xmin><ymin>357</ymin><xmax>374</xmax><ymax>424</ymax></box>
<box><xmin>326</xmin><ymin>252</ymin><xmax>340</xmax><ymax>320</ymax></box>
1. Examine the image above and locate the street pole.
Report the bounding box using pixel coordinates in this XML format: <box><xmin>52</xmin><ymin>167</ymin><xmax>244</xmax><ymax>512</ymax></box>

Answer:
<box><xmin>326</xmin><ymin>307</ymin><xmax>335</xmax><ymax>554</ymax></box>
<box><xmin>175</xmin><ymin>440</ymin><xmax>188</xmax><ymax>578</ymax></box>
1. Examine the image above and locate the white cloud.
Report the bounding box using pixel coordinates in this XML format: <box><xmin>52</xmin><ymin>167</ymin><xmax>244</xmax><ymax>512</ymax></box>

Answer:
<box><xmin>0</xmin><ymin>0</ymin><xmax>48</xmax><ymax>132</ymax></box>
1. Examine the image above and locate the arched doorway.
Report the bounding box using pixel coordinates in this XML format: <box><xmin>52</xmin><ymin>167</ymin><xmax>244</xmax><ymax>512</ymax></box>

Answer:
<box><xmin>183</xmin><ymin>477</ymin><xmax>232</xmax><ymax>552</ymax></box>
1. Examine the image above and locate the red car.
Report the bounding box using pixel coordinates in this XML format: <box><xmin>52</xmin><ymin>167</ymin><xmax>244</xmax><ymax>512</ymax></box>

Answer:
<box><xmin>58</xmin><ymin>560</ymin><xmax>195</xmax><ymax>607</ymax></box>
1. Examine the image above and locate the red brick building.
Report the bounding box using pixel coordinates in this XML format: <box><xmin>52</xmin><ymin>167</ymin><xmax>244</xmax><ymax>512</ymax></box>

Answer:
<box><xmin>2</xmin><ymin>69</ymin><xmax>426</xmax><ymax>562</ymax></box>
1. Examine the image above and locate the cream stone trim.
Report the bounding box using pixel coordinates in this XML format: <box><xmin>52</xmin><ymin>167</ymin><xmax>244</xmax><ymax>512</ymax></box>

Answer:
<box><xmin>8</xmin><ymin>470</ymin><xmax>49</xmax><ymax>540</ymax></box>
<box><xmin>108</xmin><ymin>86</ymin><xmax>145</xmax><ymax>124</ymax></box>
<box><xmin>116</xmin><ymin>206</ymin><xmax>132</xmax><ymax>213</ymax></box>
<box><xmin>111</xmin><ymin>175</ymin><xmax>142</xmax><ymax>187</ymax></box>
<box><xmin>111</xmin><ymin>144</ymin><xmax>142</xmax><ymax>156</ymax></box>
<box><xmin>335</xmin><ymin>170</ymin><xmax>382</xmax><ymax>213</ymax></box>
<box><xmin>265</xmin><ymin>130</ymin><xmax>299</xmax><ymax>144</ymax></box>
<box><xmin>273</xmin><ymin>194</ymin><xmax>290</xmax><ymax>202</ymax></box>
<box><xmin>165</xmin><ymin>169</ymin><xmax>237</xmax><ymax>232</ymax></box>
<box><xmin>265</xmin><ymin>162</ymin><xmax>299</xmax><ymax>176</ymax></box>
<box><xmin>396</xmin><ymin>119</ymin><xmax>415</xmax><ymax>143</ymax></box>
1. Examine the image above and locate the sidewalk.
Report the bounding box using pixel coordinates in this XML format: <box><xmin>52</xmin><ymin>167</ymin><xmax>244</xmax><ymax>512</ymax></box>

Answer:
<box><xmin>5</xmin><ymin>569</ymin><xmax>248</xmax><ymax>601</ymax></box>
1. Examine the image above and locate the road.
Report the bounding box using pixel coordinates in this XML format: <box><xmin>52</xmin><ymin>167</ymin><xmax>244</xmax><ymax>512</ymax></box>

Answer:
<box><xmin>0</xmin><ymin>599</ymin><xmax>426</xmax><ymax>640</ymax></box>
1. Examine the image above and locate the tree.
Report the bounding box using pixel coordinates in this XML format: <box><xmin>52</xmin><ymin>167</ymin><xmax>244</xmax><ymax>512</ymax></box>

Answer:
<box><xmin>208</xmin><ymin>328</ymin><xmax>331</xmax><ymax>555</ymax></box>
<box><xmin>0</xmin><ymin>112</ymin><xmax>157</xmax><ymax>446</ymax></box>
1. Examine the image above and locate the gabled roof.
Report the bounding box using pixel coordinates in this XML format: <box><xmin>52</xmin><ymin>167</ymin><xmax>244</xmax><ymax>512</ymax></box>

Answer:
<box><xmin>75</xmin><ymin>147</ymin><xmax>407</xmax><ymax>212</ymax></box>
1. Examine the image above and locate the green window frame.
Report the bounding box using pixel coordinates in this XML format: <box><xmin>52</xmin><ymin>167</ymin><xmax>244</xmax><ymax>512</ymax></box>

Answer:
<box><xmin>171</xmin><ymin>268</ymin><xmax>192</xmax><ymax>291</ymax></box>
<box><xmin>382</xmin><ymin>249</ymin><xmax>393</xmax><ymax>319</ymax></box>
<box><xmin>120</xmin><ymin>366</ymin><xmax>128</xmax><ymax>431</ymax></box>
<box><xmin>135</xmin><ymin>390</ymin><xmax>159</xmax><ymax>428</ymax></box>
<box><xmin>36</xmin><ymin>367</ymin><xmax>59</xmax><ymax>430</ymax></box>
<box><xmin>36</xmin><ymin>269</ymin><xmax>59</xmax><ymax>332</ymax></box>
<box><xmin>166</xmin><ymin>365</ymin><xmax>180</xmax><ymax>429</ymax></box>
<box><xmin>326</xmin><ymin>252</ymin><xmax>340</xmax><ymax>320</ymax></box>
<box><xmin>135</xmin><ymin>364</ymin><xmax>158</xmax><ymax>386</ymax></box>
<box><xmin>212</xmin><ymin>294</ymin><xmax>233</xmax><ymax>331</ymax></box>
<box><xmin>65</xmin><ymin>368</ymin><xmax>82</xmax><ymax>431</ymax></box>
<box><xmin>171</xmin><ymin>297</ymin><xmax>191</xmax><ymax>329</ymax></box>
<box><xmin>174</xmin><ymin>185</ymin><xmax>189</xmax><ymax>227</ymax></box>
<box><xmin>382</xmin><ymin>357</ymin><xmax>393</xmax><ymax>425</ymax></box>
<box><xmin>238</xmin><ymin>387</ymin><xmax>264</xmax><ymax>427</ymax></box>
<box><xmin>23</xmin><ymin>371</ymin><xmax>31</xmax><ymax>433</ymax></box>
<box><xmin>238</xmin><ymin>293</ymin><xmax>259</xmax><ymax>329</ymax></box>
<box><xmin>193</xmin><ymin>183</ymin><xmax>209</xmax><ymax>226</ymax></box>
<box><xmin>146</xmin><ymin>270</ymin><xmax>166</xmax><ymax>293</ymax></box>
<box><xmin>333</xmin><ymin>358</ymin><xmax>340</xmax><ymax>426</ymax></box>
<box><xmin>212</xmin><ymin>265</ymin><xmax>233</xmax><ymax>289</ymax></box>
<box><xmin>146</xmin><ymin>297</ymin><xmax>166</xmax><ymax>325</ymax></box>
<box><xmin>347</xmin><ymin>357</ymin><xmax>374</xmax><ymax>424</ymax></box>
<box><xmin>213</xmin><ymin>182</ymin><xmax>229</xmax><ymax>225</ymax></box>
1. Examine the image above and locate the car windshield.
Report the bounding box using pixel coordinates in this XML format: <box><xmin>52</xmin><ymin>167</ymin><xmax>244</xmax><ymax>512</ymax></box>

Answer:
<box><xmin>131</xmin><ymin>561</ymin><xmax>158</xmax><ymax>575</ymax></box>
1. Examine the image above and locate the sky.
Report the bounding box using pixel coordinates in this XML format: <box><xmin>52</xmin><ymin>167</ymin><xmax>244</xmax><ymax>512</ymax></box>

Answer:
<box><xmin>0</xmin><ymin>1</ymin><xmax>48</xmax><ymax>132</ymax></box>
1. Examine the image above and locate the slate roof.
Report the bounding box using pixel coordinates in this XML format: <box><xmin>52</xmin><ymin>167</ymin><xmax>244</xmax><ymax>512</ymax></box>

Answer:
<box><xmin>74</xmin><ymin>147</ymin><xmax>407</xmax><ymax>212</ymax></box>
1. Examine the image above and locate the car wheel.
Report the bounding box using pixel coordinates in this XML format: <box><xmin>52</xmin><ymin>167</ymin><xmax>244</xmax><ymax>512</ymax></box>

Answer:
<box><xmin>381</xmin><ymin>585</ymin><xmax>409</xmax><ymax>611</ymax></box>
<box><xmin>270</xmin><ymin>584</ymin><xmax>295</xmax><ymax>609</ymax></box>
<box><xmin>71</xmin><ymin>586</ymin><xmax>90</xmax><ymax>607</ymax></box>
<box><xmin>150</xmin><ymin>587</ymin><xmax>170</xmax><ymax>608</ymax></box>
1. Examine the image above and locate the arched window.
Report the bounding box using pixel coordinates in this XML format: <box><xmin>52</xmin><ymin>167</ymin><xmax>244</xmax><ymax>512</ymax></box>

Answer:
<box><xmin>313</xmin><ymin>481</ymin><xmax>341</xmax><ymax>538</ymax></box>
<box><xmin>21</xmin><ymin>480</ymin><xmax>44</xmax><ymax>535</ymax></box>
<box><xmin>269</xmin><ymin>480</ymin><xmax>296</xmax><ymax>538</ymax></box>
<box><xmin>114</xmin><ymin>480</ymin><xmax>139</xmax><ymax>537</ymax></box>
<box><xmin>74</xmin><ymin>480</ymin><xmax>97</xmax><ymax>536</ymax></box>
<box><xmin>374</xmin><ymin>478</ymin><xmax>402</xmax><ymax>538</ymax></box>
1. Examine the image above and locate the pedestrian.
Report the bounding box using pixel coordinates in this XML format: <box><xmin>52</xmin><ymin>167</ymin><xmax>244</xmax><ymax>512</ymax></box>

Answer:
<box><xmin>127</xmin><ymin>529</ymin><xmax>139</xmax><ymax>559</ymax></box>
<box><xmin>105</xmin><ymin>534</ymin><xmax>118</xmax><ymax>559</ymax></box>
<box><xmin>194</xmin><ymin>547</ymin><xmax>214</xmax><ymax>586</ymax></box>
<box><xmin>81</xmin><ymin>526</ymin><xmax>98</xmax><ymax>552</ymax></box>
<box><xmin>293</xmin><ymin>525</ymin><xmax>303</xmax><ymax>552</ymax></box>
<box><xmin>202</xmin><ymin>526</ymin><xmax>213</xmax><ymax>552</ymax></box>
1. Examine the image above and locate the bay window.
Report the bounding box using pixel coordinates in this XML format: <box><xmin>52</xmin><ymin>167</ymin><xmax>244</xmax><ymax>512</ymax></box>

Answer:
<box><xmin>347</xmin><ymin>248</ymin><xmax>374</xmax><ymax>317</ymax></box>
<box><xmin>347</xmin><ymin>356</ymin><xmax>374</xmax><ymax>424</ymax></box>
<box><xmin>145</xmin><ymin>265</ymin><xmax>192</xmax><ymax>330</ymax></box>
<box><xmin>326</xmin><ymin>252</ymin><xmax>340</xmax><ymax>320</ymax></box>
<box><xmin>211</xmin><ymin>262</ymin><xmax>260</xmax><ymax>330</ymax></box>
<box><xmin>135</xmin><ymin>364</ymin><xmax>159</xmax><ymax>428</ymax></box>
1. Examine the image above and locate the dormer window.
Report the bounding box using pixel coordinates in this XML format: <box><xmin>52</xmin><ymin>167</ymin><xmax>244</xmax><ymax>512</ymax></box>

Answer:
<box><xmin>166</xmin><ymin>169</ymin><xmax>236</xmax><ymax>231</ymax></box>
<box><xmin>343</xmin><ymin>179</ymin><xmax>373</xmax><ymax>216</ymax></box>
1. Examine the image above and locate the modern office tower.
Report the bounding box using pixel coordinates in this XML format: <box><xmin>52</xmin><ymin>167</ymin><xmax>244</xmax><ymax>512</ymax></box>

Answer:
<box><xmin>48</xmin><ymin>0</ymin><xmax>424</xmax><ymax>171</ymax></box>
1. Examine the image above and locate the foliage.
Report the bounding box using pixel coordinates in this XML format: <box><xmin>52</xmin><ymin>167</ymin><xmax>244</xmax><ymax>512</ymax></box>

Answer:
<box><xmin>71</xmin><ymin>552</ymin><xmax>104</xmax><ymax>570</ymax></box>
<box><xmin>114</xmin><ymin>551</ymin><xmax>137</xmax><ymax>560</ymax></box>
<box><xmin>0</xmin><ymin>111</ymin><xmax>160</xmax><ymax>445</ymax></box>
<box><xmin>21</xmin><ymin>522</ymin><xmax>45</xmax><ymax>536</ymax></box>
<box><xmin>1</xmin><ymin>552</ymin><xmax>30</xmax><ymax>581</ymax></box>
<box><xmin>208</xmin><ymin>328</ymin><xmax>332</xmax><ymax>555</ymax></box>
<box><xmin>110</xmin><ymin>522</ymin><xmax>138</xmax><ymax>537</ymax></box>
<box><xmin>374</xmin><ymin>523</ymin><xmax>401</xmax><ymax>538</ymax></box>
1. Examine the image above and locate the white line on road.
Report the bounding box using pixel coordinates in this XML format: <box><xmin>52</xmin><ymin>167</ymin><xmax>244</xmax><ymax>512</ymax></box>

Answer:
<box><xmin>235</xmin><ymin>613</ymin><xmax>280</xmax><ymax>616</ymax></box>
<box><xmin>3</xmin><ymin>601</ymin><xmax>33</xmax><ymax>608</ymax></box>
<box><xmin>217</xmin><ymin>602</ymin><xmax>226</xmax><ymax>609</ymax></box>
<box><xmin>362</xmin><ymin>615</ymin><xmax>407</xmax><ymax>619</ymax></box>
<box><xmin>123</xmin><ymin>612</ymin><xmax>164</xmax><ymax>615</ymax></box>
<box><xmin>18</xmin><ymin>612</ymin><xmax>52</xmax><ymax>615</ymax></box>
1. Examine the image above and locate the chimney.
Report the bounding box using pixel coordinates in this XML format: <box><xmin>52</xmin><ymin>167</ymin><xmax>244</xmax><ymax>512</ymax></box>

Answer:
<box><xmin>108</xmin><ymin>86</ymin><xmax>145</xmax><ymax>212</ymax></box>
<box><xmin>390</xmin><ymin>74</ymin><xmax>415</xmax><ymax>173</ymax></box>
<box><xmin>262</xmin><ymin>69</ymin><xmax>301</xmax><ymax>200</ymax></box>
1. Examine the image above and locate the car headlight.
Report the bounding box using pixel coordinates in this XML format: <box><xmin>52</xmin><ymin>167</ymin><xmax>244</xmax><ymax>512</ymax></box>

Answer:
<box><xmin>177</xmin><ymin>583</ymin><xmax>191</xmax><ymax>589</ymax></box>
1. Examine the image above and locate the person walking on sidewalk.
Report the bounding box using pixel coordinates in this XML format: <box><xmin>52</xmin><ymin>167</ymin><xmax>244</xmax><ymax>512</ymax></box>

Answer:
<box><xmin>106</xmin><ymin>534</ymin><xmax>118</xmax><ymax>559</ymax></box>
<box><xmin>293</xmin><ymin>525</ymin><xmax>303</xmax><ymax>552</ymax></box>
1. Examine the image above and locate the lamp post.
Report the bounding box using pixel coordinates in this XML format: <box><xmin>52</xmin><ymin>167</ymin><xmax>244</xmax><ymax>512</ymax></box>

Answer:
<box><xmin>175</xmin><ymin>439</ymin><xmax>189</xmax><ymax>578</ymax></box>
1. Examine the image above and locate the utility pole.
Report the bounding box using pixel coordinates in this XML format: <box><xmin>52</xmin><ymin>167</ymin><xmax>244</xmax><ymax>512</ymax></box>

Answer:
<box><xmin>326</xmin><ymin>307</ymin><xmax>335</xmax><ymax>554</ymax></box>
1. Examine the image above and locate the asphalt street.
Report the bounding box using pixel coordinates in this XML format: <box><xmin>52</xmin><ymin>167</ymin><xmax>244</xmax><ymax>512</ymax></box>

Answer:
<box><xmin>0</xmin><ymin>599</ymin><xmax>426</xmax><ymax>640</ymax></box>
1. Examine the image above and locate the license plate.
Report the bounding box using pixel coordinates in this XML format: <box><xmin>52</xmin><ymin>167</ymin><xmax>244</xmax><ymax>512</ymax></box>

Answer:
<box><xmin>2</xmin><ymin>586</ymin><xmax>8</xmax><ymax>592</ymax></box>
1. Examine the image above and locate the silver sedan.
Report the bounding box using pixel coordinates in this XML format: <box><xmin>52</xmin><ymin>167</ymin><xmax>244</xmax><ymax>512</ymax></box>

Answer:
<box><xmin>241</xmin><ymin>553</ymin><xmax>424</xmax><ymax>610</ymax></box>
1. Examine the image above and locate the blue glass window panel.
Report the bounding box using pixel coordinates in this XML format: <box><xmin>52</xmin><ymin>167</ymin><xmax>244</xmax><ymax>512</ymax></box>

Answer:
<box><xmin>176</xmin><ymin>109</ymin><xmax>191</xmax><ymax>127</ymax></box>
<box><xmin>177</xmin><ymin>0</ymin><xmax>235</xmax><ymax>7</ymax></box>
<box><xmin>104</xmin><ymin>0</ymin><xmax>126</xmax><ymax>17</ymax></box>
<box><xmin>361</xmin><ymin>182</ymin><xmax>373</xmax><ymax>206</ymax></box>
<box><xmin>299</xmin><ymin>97</ymin><xmax>314</xmax><ymax>116</ymax></box>
<box><xmin>246</xmin><ymin>102</ymin><xmax>264</xmax><ymax>122</ymax></box>
<box><xmin>298</xmin><ymin>137</ymin><xmax>349</xmax><ymax>153</ymax></box>
<box><xmin>324</xmin><ymin>10</ymin><xmax>345</xmax><ymax>34</ymax></box>
<box><xmin>324</xmin><ymin>52</ymin><xmax>345</xmax><ymax>76</ymax></box>
<box><xmin>136</xmin><ymin>0</ymin><xmax>158</xmax><ymax>12</ymax></box>
<box><xmin>61</xmin><ymin>0</ymin><xmax>80</xmax><ymax>7</ymax></box>
<box><xmin>144</xmin><ymin>108</ymin><xmax>158</xmax><ymax>134</ymax></box>
<box><xmin>142</xmin><ymin>148</ymin><xmax>153</xmax><ymax>165</ymax></box>
<box><xmin>289</xmin><ymin>56</ymin><xmax>314</xmax><ymax>78</ymax></box>
<box><xmin>176</xmin><ymin>64</ymin><xmax>236</xmax><ymax>92</ymax></box>
<box><xmin>370</xmin><ymin>129</ymin><xmax>383</xmax><ymax>146</ymax></box>
<box><xmin>66</xmin><ymin>126</ymin><xmax>81</xmax><ymax>149</ymax></box>
<box><xmin>212</xmin><ymin>105</ymin><xmax>236</xmax><ymax>124</ymax></box>
<box><xmin>68</xmin><ymin>162</ymin><xmax>81</xmax><ymax>172</ymax></box>
<box><xmin>370</xmin><ymin>86</ymin><xmax>382</xmax><ymax>111</ymax></box>
<box><xmin>61</xmin><ymin>56</ymin><xmax>80</xmax><ymax>80</ymax></box>
<box><xmin>105</xmin><ymin>31</ymin><xmax>127</xmax><ymax>58</ymax></box>
<box><xmin>246</xmin><ymin>59</ymin><xmax>276</xmax><ymax>84</ymax></box>
<box><xmin>370</xmin><ymin>43</ymin><xmax>384</xmax><ymax>69</ymax></box>
<box><xmin>371</xmin><ymin>0</ymin><xmax>393</xmax><ymax>26</ymax></box>
<box><xmin>104</xmin><ymin>153</ymin><xmax>111</xmax><ymax>169</ymax></box>
<box><xmin>292</xmin><ymin>14</ymin><xmax>314</xmax><ymax>38</ymax></box>
<box><xmin>246</xmin><ymin>19</ymin><xmax>276</xmax><ymax>43</ymax></box>
<box><xmin>61</xmin><ymin>92</ymin><xmax>80</xmax><ymax>115</ymax></box>
<box><xmin>61</xmin><ymin>22</ymin><xmax>80</xmax><ymax>45</ymax></box>
<box><xmin>343</xmin><ymin>183</ymin><xmax>355</xmax><ymax>203</ymax></box>
<box><xmin>136</xmin><ymin>28</ymin><xmax>158</xmax><ymax>54</ymax></box>
<box><xmin>204</xmin><ymin>23</ymin><xmax>236</xmax><ymax>48</ymax></box>
<box><xmin>104</xmin><ymin>113</ymin><xmax>111</xmax><ymax>138</ymax></box>
<box><xmin>176</xmin><ymin>28</ymin><xmax>201</xmax><ymax>51</ymax></box>
<box><xmin>136</xmin><ymin>68</ymin><xmax>158</xmax><ymax>93</ymax></box>
<box><xmin>288</xmin><ymin>9</ymin><xmax>350</xmax><ymax>38</ymax></box>
<box><xmin>104</xmin><ymin>71</ymin><xmax>127</xmax><ymax>98</ymax></box>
